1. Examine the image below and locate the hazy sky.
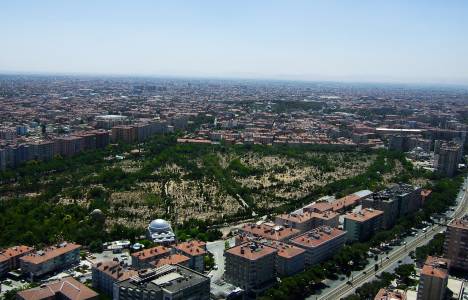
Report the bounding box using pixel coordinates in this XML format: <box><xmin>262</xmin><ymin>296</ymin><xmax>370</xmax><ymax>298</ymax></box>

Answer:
<box><xmin>1</xmin><ymin>0</ymin><xmax>468</xmax><ymax>84</ymax></box>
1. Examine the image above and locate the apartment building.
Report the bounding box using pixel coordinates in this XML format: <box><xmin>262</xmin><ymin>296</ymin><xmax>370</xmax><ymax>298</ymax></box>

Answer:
<box><xmin>344</xmin><ymin>208</ymin><xmax>384</xmax><ymax>242</ymax></box>
<box><xmin>174</xmin><ymin>241</ymin><xmax>206</xmax><ymax>273</ymax></box>
<box><xmin>0</xmin><ymin>245</ymin><xmax>34</xmax><ymax>277</ymax></box>
<box><xmin>275</xmin><ymin>212</ymin><xmax>316</xmax><ymax>233</ymax></box>
<box><xmin>150</xmin><ymin>253</ymin><xmax>190</xmax><ymax>269</ymax></box>
<box><xmin>238</xmin><ymin>222</ymin><xmax>301</xmax><ymax>242</ymax></box>
<box><xmin>362</xmin><ymin>193</ymin><xmax>399</xmax><ymax>229</ymax></box>
<box><xmin>20</xmin><ymin>242</ymin><xmax>81</xmax><ymax>280</ymax></box>
<box><xmin>275</xmin><ymin>211</ymin><xmax>339</xmax><ymax>233</ymax></box>
<box><xmin>92</xmin><ymin>260</ymin><xmax>137</xmax><ymax>297</ymax></box>
<box><xmin>114</xmin><ymin>264</ymin><xmax>210</xmax><ymax>300</ymax></box>
<box><xmin>54</xmin><ymin>136</ymin><xmax>84</xmax><ymax>157</ymax></box>
<box><xmin>290</xmin><ymin>226</ymin><xmax>347</xmax><ymax>266</ymax></box>
<box><xmin>375</xmin><ymin>288</ymin><xmax>406</xmax><ymax>300</ymax></box>
<box><xmin>363</xmin><ymin>184</ymin><xmax>422</xmax><ymax>228</ymax></box>
<box><xmin>267</xmin><ymin>241</ymin><xmax>305</xmax><ymax>277</ymax></box>
<box><xmin>111</xmin><ymin>125</ymin><xmax>138</xmax><ymax>143</ymax></box>
<box><xmin>417</xmin><ymin>256</ymin><xmax>450</xmax><ymax>300</ymax></box>
<box><xmin>225</xmin><ymin>242</ymin><xmax>277</xmax><ymax>294</ymax></box>
<box><xmin>131</xmin><ymin>246</ymin><xmax>172</xmax><ymax>269</ymax></box>
<box><xmin>435</xmin><ymin>141</ymin><xmax>462</xmax><ymax>177</ymax></box>
<box><xmin>444</xmin><ymin>217</ymin><xmax>468</xmax><ymax>272</ymax></box>
<box><xmin>17</xmin><ymin>276</ymin><xmax>99</xmax><ymax>300</ymax></box>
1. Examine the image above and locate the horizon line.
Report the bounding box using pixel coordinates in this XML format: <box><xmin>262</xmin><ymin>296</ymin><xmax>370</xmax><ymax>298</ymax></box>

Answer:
<box><xmin>1</xmin><ymin>70</ymin><xmax>468</xmax><ymax>89</ymax></box>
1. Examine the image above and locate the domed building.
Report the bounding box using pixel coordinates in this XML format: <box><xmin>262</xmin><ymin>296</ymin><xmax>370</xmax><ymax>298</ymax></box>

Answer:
<box><xmin>89</xmin><ymin>208</ymin><xmax>105</xmax><ymax>222</ymax></box>
<box><xmin>147</xmin><ymin>219</ymin><xmax>176</xmax><ymax>244</ymax></box>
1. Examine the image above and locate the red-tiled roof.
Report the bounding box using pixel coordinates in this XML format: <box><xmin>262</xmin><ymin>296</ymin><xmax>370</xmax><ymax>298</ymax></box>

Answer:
<box><xmin>20</xmin><ymin>243</ymin><xmax>80</xmax><ymax>265</ymax></box>
<box><xmin>131</xmin><ymin>246</ymin><xmax>171</xmax><ymax>260</ymax></box>
<box><xmin>151</xmin><ymin>254</ymin><xmax>190</xmax><ymax>268</ymax></box>
<box><xmin>93</xmin><ymin>260</ymin><xmax>137</xmax><ymax>281</ymax></box>
<box><xmin>332</xmin><ymin>194</ymin><xmax>361</xmax><ymax>211</ymax></box>
<box><xmin>175</xmin><ymin>241</ymin><xmax>206</xmax><ymax>256</ymax></box>
<box><xmin>17</xmin><ymin>276</ymin><xmax>98</xmax><ymax>300</ymax></box>
<box><xmin>0</xmin><ymin>245</ymin><xmax>33</xmax><ymax>263</ymax></box>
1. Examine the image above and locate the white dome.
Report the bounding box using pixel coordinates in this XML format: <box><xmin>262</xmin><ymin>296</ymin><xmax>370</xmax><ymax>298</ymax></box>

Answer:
<box><xmin>149</xmin><ymin>219</ymin><xmax>171</xmax><ymax>231</ymax></box>
<box><xmin>90</xmin><ymin>208</ymin><xmax>103</xmax><ymax>216</ymax></box>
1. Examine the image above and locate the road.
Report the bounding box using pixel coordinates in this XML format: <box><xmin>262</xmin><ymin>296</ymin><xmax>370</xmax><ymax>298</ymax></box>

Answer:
<box><xmin>315</xmin><ymin>176</ymin><xmax>468</xmax><ymax>300</ymax></box>
<box><xmin>207</xmin><ymin>237</ymin><xmax>235</xmax><ymax>283</ymax></box>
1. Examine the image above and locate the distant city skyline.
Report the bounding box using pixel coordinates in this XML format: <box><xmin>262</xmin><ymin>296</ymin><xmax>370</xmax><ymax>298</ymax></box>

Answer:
<box><xmin>1</xmin><ymin>0</ymin><xmax>468</xmax><ymax>85</ymax></box>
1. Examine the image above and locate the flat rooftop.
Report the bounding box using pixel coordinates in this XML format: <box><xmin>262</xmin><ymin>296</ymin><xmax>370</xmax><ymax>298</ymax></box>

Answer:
<box><xmin>376</xmin><ymin>128</ymin><xmax>423</xmax><ymax>133</ymax></box>
<box><xmin>118</xmin><ymin>264</ymin><xmax>209</xmax><ymax>295</ymax></box>
<box><xmin>421</xmin><ymin>256</ymin><xmax>450</xmax><ymax>279</ymax></box>
<box><xmin>374</xmin><ymin>288</ymin><xmax>406</xmax><ymax>300</ymax></box>
<box><xmin>290</xmin><ymin>226</ymin><xmax>346</xmax><ymax>248</ymax></box>
<box><xmin>239</xmin><ymin>223</ymin><xmax>300</xmax><ymax>241</ymax></box>
<box><xmin>263</xmin><ymin>241</ymin><xmax>305</xmax><ymax>259</ymax></box>
<box><xmin>226</xmin><ymin>242</ymin><xmax>277</xmax><ymax>261</ymax></box>
<box><xmin>344</xmin><ymin>208</ymin><xmax>383</xmax><ymax>222</ymax></box>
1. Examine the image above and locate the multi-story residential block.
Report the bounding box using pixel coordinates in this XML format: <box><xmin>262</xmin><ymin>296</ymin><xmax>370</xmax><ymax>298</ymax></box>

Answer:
<box><xmin>30</xmin><ymin>140</ymin><xmax>55</xmax><ymax>161</ymax></box>
<box><xmin>390</xmin><ymin>183</ymin><xmax>422</xmax><ymax>217</ymax></box>
<box><xmin>374</xmin><ymin>288</ymin><xmax>406</xmax><ymax>300</ymax></box>
<box><xmin>238</xmin><ymin>222</ymin><xmax>301</xmax><ymax>242</ymax></box>
<box><xmin>94</xmin><ymin>130</ymin><xmax>110</xmax><ymax>148</ymax></box>
<box><xmin>330</xmin><ymin>190</ymin><xmax>373</xmax><ymax>213</ymax></box>
<box><xmin>114</xmin><ymin>264</ymin><xmax>210</xmax><ymax>300</ymax></box>
<box><xmin>0</xmin><ymin>245</ymin><xmax>34</xmax><ymax>277</ymax></box>
<box><xmin>174</xmin><ymin>241</ymin><xmax>206</xmax><ymax>273</ymax></box>
<box><xmin>232</xmin><ymin>236</ymin><xmax>306</xmax><ymax>277</ymax></box>
<box><xmin>275</xmin><ymin>211</ymin><xmax>339</xmax><ymax>233</ymax></box>
<box><xmin>417</xmin><ymin>256</ymin><xmax>450</xmax><ymax>300</ymax></box>
<box><xmin>275</xmin><ymin>212</ymin><xmax>316</xmax><ymax>233</ymax></box>
<box><xmin>290</xmin><ymin>226</ymin><xmax>346</xmax><ymax>266</ymax></box>
<box><xmin>225</xmin><ymin>242</ymin><xmax>277</xmax><ymax>294</ymax></box>
<box><xmin>111</xmin><ymin>125</ymin><xmax>138</xmax><ymax>143</ymax></box>
<box><xmin>311</xmin><ymin>211</ymin><xmax>340</xmax><ymax>228</ymax></box>
<box><xmin>131</xmin><ymin>246</ymin><xmax>172</xmax><ymax>269</ymax></box>
<box><xmin>95</xmin><ymin>114</ymin><xmax>128</xmax><ymax>129</ymax></box>
<box><xmin>20</xmin><ymin>242</ymin><xmax>81</xmax><ymax>280</ymax></box>
<box><xmin>92</xmin><ymin>260</ymin><xmax>137</xmax><ymax>297</ymax></box>
<box><xmin>54</xmin><ymin>136</ymin><xmax>84</xmax><ymax>157</ymax></box>
<box><xmin>17</xmin><ymin>276</ymin><xmax>99</xmax><ymax>300</ymax></box>
<box><xmin>363</xmin><ymin>184</ymin><xmax>422</xmax><ymax>228</ymax></box>
<box><xmin>150</xmin><ymin>253</ymin><xmax>191</xmax><ymax>269</ymax></box>
<box><xmin>271</xmin><ymin>242</ymin><xmax>305</xmax><ymax>277</ymax></box>
<box><xmin>435</xmin><ymin>141</ymin><xmax>462</xmax><ymax>177</ymax></box>
<box><xmin>444</xmin><ymin>217</ymin><xmax>468</xmax><ymax>272</ymax></box>
<box><xmin>362</xmin><ymin>192</ymin><xmax>399</xmax><ymax>229</ymax></box>
<box><xmin>344</xmin><ymin>208</ymin><xmax>384</xmax><ymax>242</ymax></box>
